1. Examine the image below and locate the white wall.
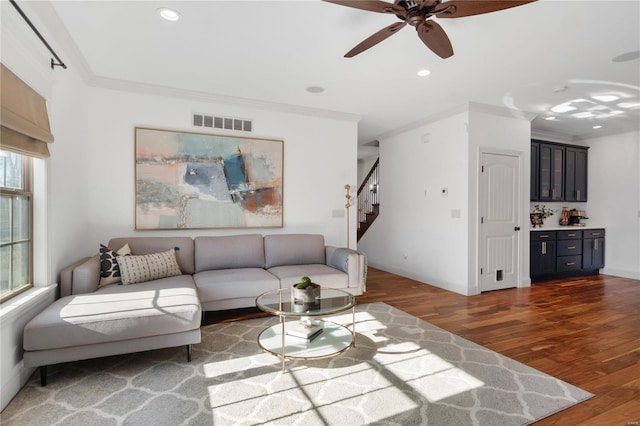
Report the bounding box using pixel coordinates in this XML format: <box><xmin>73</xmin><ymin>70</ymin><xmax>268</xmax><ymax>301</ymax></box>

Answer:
<box><xmin>85</xmin><ymin>87</ymin><xmax>359</xmax><ymax>251</ymax></box>
<box><xmin>358</xmin><ymin>104</ymin><xmax>533</xmax><ymax>295</ymax></box>
<box><xmin>1</xmin><ymin>1</ymin><xmax>90</xmax><ymax>410</ymax></box>
<box><xmin>359</xmin><ymin>109</ymin><xmax>472</xmax><ymax>295</ymax></box>
<box><xmin>584</xmin><ymin>130</ymin><xmax>640</xmax><ymax>279</ymax></box>
<box><xmin>467</xmin><ymin>106</ymin><xmax>533</xmax><ymax>291</ymax></box>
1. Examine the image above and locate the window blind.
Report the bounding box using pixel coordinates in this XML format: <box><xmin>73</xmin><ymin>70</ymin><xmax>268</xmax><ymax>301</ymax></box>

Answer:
<box><xmin>0</xmin><ymin>63</ymin><xmax>54</xmax><ymax>158</ymax></box>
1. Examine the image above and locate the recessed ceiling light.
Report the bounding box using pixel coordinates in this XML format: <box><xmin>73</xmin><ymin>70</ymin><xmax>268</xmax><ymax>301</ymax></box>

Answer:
<box><xmin>592</xmin><ymin>95</ymin><xmax>619</xmax><ymax>102</ymax></box>
<box><xmin>544</xmin><ymin>116</ymin><xmax>557</xmax><ymax>121</ymax></box>
<box><xmin>158</xmin><ymin>7</ymin><xmax>180</xmax><ymax>21</ymax></box>
<box><xmin>610</xmin><ymin>110</ymin><xmax>624</xmax><ymax>115</ymax></box>
<box><xmin>417</xmin><ymin>69</ymin><xmax>431</xmax><ymax>77</ymax></box>
<box><xmin>306</xmin><ymin>86</ymin><xmax>324</xmax><ymax>94</ymax></box>
<box><xmin>592</xmin><ymin>125</ymin><xmax>602</xmax><ymax>129</ymax></box>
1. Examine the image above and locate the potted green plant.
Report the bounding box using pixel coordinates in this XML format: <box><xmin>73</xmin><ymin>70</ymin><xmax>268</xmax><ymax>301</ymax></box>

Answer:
<box><xmin>291</xmin><ymin>276</ymin><xmax>320</xmax><ymax>304</ymax></box>
<box><xmin>532</xmin><ymin>204</ymin><xmax>556</xmax><ymax>223</ymax></box>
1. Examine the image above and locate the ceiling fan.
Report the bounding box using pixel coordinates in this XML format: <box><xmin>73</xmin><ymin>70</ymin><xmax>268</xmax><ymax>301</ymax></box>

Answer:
<box><xmin>323</xmin><ymin>0</ymin><xmax>536</xmax><ymax>59</ymax></box>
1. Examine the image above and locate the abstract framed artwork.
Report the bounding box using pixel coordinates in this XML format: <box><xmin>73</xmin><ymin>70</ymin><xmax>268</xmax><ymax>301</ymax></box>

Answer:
<box><xmin>134</xmin><ymin>127</ymin><xmax>283</xmax><ymax>230</ymax></box>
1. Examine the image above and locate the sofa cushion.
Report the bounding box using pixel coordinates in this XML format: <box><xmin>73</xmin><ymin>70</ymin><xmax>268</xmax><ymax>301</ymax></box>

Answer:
<box><xmin>194</xmin><ymin>234</ymin><xmax>265</xmax><ymax>272</ymax></box>
<box><xmin>264</xmin><ymin>234</ymin><xmax>325</xmax><ymax>269</ymax></box>
<box><xmin>99</xmin><ymin>243</ymin><xmax>131</xmax><ymax>287</ymax></box>
<box><xmin>194</xmin><ymin>268</ymin><xmax>279</xmax><ymax>302</ymax></box>
<box><xmin>116</xmin><ymin>249</ymin><xmax>182</xmax><ymax>285</ymax></box>
<box><xmin>23</xmin><ymin>275</ymin><xmax>200</xmax><ymax>351</ymax></box>
<box><xmin>267</xmin><ymin>264</ymin><xmax>349</xmax><ymax>289</ymax></box>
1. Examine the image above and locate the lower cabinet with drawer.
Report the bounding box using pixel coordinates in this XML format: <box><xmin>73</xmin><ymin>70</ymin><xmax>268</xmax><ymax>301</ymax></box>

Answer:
<box><xmin>530</xmin><ymin>228</ymin><xmax>605</xmax><ymax>281</ymax></box>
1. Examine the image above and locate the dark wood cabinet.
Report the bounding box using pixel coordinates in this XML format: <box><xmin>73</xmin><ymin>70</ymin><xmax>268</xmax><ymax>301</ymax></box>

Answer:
<box><xmin>531</xmin><ymin>140</ymin><xmax>588</xmax><ymax>202</ymax></box>
<box><xmin>583</xmin><ymin>229</ymin><xmax>605</xmax><ymax>269</ymax></box>
<box><xmin>531</xmin><ymin>142</ymin><xmax>539</xmax><ymax>201</ymax></box>
<box><xmin>538</xmin><ymin>143</ymin><xmax>564</xmax><ymax>201</ymax></box>
<box><xmin>530</xmin><ymin>231</ymin><xmax>556</xmax><ymax>277</ymax></box>
<box><xmin>530</xmin><ymin>229</ymin><xmax>604</xmax><ymax>281</ymax></box>
<box><xmin>565</xmin><ymin>147</ymin><xmax>588</xmax><ymax>202</ymax></box>
<box><xmin>556</xmin><ymin>230</ymin><xmax>582</xmax><ymax>272</ymax></box>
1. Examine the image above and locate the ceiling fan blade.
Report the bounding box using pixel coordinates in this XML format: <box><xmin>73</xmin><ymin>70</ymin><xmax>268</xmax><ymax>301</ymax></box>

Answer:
<box><xmin>345</xmin><ymin>22</ymin><xmax>407</xmax><ymax>58</ymax></box>
<box><xmin>433</xmin><ymin>0</ymin><xmax>536</xmax><ymax>18</ymax></box>
<box><xmin>416</xmin><ymin>21</ymin><xmax>454</xmax><ymax>58</ymax></box>
<box><xmin>322</xmin><ymin>0</ymin><xmax>406</xmax><ymax>15</ymax></box>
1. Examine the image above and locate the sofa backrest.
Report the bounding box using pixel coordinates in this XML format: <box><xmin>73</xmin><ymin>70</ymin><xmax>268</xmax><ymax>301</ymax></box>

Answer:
<box><xmin>108</xmin><ymin>237</ymin><xmax>195</xmax><ymax>275</ymax></box>
<box><xmin>194</xmin><ymin>234</ymin><xmax>265</xmax><ymax>272</ymax></box>
<box><xmin>264</xmin><ymin>234</ymin><xmax>325</xmax><ymax>269</ymax></box>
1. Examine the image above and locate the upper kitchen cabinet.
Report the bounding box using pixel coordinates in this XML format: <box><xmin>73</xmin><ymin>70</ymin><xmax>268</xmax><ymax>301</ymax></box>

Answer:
<box><xmin>565</xmin><ymin>146</ymin><xmax>588</xmax><ymax>202</ymax></box>
<box><xmin>538</xmin><ymin>142</ymin><xmax>564</xmax><ymax>201</ymax></box>
<box><xmin>530</xmin><ymin>140</ymin><xmax>589</xmax><ymax>202</ymax></box>
<box><xmin>531</xmin><ymin>142</ymin><xmax>539</xmax><ymax>200</ymax></box>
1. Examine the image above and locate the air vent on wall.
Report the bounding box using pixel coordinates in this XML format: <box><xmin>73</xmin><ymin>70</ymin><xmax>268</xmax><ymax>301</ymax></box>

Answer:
<box><xmin>192</xmin><ymin>113</ymin><xmax>253</xmax><ymax>132</ymax></box>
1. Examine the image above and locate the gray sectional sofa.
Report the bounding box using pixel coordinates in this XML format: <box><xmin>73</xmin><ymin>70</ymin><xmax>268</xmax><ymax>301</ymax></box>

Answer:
<box><xmin>23</xmin><ymin>234</ymin><xmax>366</xmax><ymax>385</ymax></box>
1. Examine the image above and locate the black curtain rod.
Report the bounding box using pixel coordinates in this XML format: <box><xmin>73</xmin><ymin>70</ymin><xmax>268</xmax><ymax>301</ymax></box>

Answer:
<box><xmin>9</xmin><ymin>0</ymin><xmax>66</xmax><ymax>69</ymax></box>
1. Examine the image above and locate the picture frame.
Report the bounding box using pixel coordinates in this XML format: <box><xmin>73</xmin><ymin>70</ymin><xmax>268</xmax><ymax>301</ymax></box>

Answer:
<box><xmin>134</xmin><ymin>127</ymin><xmax>283</xmax><ymax>230</ymax></box>
<box><xmin>529</xmin><ymin>213</ymin><xmax>544</xmax><ymax>228</ymax></box>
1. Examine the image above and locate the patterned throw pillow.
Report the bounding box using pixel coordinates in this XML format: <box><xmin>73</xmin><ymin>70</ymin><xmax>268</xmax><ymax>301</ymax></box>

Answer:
<box><xmin>116</xmin><ymin>249</ymin><xmax>182</xmax><ymax>285</ymax></box>
<box><xmin>99</xmin><ymin>243</ymin><xmax>132</xmax><ymax>287</ymax></box>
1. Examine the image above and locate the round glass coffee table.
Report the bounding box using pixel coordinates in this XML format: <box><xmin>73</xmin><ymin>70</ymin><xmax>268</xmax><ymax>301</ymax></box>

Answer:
<box><xmin>255</xmin><ymin>287</ymin><xmax>356</xmax><ymax>371</ymax></box>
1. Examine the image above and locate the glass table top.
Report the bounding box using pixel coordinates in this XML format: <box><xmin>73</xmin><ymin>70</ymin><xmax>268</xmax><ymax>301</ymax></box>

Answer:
<box><xmin>256</xmin><ymin>287</ymin><xmax>355</xmax><ymax>317</ymax></box>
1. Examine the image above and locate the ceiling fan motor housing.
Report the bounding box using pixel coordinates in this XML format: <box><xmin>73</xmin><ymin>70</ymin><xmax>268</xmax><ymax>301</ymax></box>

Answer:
<box><xmin>395</xmin><ymin>0</ymin><xmax>438</xmax><ymax>24</ymax></box>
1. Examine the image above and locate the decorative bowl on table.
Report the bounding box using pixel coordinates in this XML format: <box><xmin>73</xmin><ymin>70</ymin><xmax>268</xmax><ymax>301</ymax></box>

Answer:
<box><xmin>291</xmin><ymin>276</ymin><xmax>320</xmax><ymax>305</ymax></box>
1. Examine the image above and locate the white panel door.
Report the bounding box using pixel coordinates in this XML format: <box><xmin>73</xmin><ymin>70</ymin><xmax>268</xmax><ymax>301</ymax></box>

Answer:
<box><xmin>479</xmin><ymin>152</ymin><xmax>520</xmax><ymax>292</ymax></box>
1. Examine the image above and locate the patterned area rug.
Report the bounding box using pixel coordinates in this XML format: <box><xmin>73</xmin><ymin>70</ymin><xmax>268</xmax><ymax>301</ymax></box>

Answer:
<box><xmin>2</xmin><ymin>302</ymin><xmax>592</xmax><ymax>425</ymax></box>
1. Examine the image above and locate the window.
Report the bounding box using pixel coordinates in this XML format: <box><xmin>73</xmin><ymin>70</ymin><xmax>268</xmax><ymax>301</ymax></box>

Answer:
<box><xmin>0</xmin><ymin>149</ymin><xmax>32</xmax><ymax>302</ymax></box>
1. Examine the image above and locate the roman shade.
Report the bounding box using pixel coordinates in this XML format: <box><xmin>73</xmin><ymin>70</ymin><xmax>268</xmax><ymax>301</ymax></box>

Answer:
<box><xmin>1</xmin><ymin>63</ymin><xmax>54</xmax><ymax>158</ymax></box>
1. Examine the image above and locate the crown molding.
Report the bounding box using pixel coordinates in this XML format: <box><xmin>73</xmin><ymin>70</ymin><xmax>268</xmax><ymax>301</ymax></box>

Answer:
<box><xmin>88</xmin><ymin>75</ymin><xmax>362</xmax><ymax>122</ymax></box>
<box><xmin>376</xmin><ymin>102</ymin><xmax>537</xmax><ymax>142</ymax></box>
<box><xmin>531</xmin><ymin>129</ymin><xmax>575</xmax><ymax>143</ymax></box>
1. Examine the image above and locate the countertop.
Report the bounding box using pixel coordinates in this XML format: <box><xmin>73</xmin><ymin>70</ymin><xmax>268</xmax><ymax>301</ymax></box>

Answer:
<box><xmin>529</xmin><ymin>224</ymin><xmax>605</xmax><ymax>231</ymax></box>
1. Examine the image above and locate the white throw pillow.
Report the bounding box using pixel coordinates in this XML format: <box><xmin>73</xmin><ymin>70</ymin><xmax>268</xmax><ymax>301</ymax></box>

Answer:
<box><xmin>116</xmin><ymin>249</ymin><xmax>182</xmax><ymax>285</ymax></box>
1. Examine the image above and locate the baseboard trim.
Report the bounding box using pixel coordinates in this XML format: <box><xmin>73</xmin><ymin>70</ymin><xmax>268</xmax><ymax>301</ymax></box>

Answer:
<box><xmin>601</xmin><ymin>268</ymin><xmax>640</xmax><ymax>280</ymax></box>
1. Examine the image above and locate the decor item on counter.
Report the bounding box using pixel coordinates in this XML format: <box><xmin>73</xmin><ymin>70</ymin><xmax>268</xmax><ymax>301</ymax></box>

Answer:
<box><xmin>568</xmin><ymin>209</ymin><xmax>589</xmax><ymax>226</ymax></box>
<box><xmin>530</xmin><ymin>213</ymin><xmax>544</xmax><ymax>228</ymax></box>
<box><xmin>134</xmin><ymin>127</ymin><xmax>283</xmax><ymax>230</ymax></box>
<box><xmin>532</xmin><ymin>204</ymin><xmax>556</xmax><ymax>224</ymax></box>
<box><xmin>559</xmin><ymin>206</ymin><xmax>570</xmax><ymax>226</ymax></box>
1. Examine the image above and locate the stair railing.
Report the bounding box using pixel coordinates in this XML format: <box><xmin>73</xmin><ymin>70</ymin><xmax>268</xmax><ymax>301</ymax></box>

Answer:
<box><xmin>357</xmin><ymin>158</ymin><xmax>379</xmax><ymax>229</ymax></box>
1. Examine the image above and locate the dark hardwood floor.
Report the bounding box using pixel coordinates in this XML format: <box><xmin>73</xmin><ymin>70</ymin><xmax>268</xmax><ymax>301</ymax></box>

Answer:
<box><xmin>204</xmin><ymin>267</ymin><xmax>640</xmax><ymax>425</ymax></box>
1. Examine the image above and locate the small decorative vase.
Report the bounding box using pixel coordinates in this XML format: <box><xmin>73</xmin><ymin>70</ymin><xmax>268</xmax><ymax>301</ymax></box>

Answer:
<box><xmin>559</xmin><ymin>207</ymin><xmax>569</xmax><ymax>226</ymax></box>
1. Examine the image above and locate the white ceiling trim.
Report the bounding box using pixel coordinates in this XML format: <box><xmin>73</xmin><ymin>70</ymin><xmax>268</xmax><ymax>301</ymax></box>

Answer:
<box><xmin>88</xmin><ymin>75</ymin><xmax>362</xmax><ymax>123</ymax></box>
<box><xmin>376</xmin><ymin>102</ymin><xmax>536</xmax><ymax>142</ymax></box>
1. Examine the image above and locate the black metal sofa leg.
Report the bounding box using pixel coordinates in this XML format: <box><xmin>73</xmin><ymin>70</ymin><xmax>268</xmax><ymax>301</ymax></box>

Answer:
<box><xmin>187</xmin><ymin>344</ymin><xmax>192</xmax><ymax>362</ymax></box>
<box><xmin>40</xmin><ymin>366</ymin><xmax>47</xmax><ymax>386</ymax></box>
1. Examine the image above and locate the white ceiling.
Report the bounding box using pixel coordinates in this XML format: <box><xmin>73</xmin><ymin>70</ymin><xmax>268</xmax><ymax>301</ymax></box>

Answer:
<box><xmin>33</xmin><ymin>1</ymin><xmax>640</xmax><ymax>156</ymax></box>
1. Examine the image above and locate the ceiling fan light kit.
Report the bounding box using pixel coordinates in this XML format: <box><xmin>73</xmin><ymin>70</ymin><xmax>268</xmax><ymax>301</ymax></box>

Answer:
<box><xmin>323</xmin><ymin>0</ymin><xmax>537</xmax><ymax>59</ymax></box>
